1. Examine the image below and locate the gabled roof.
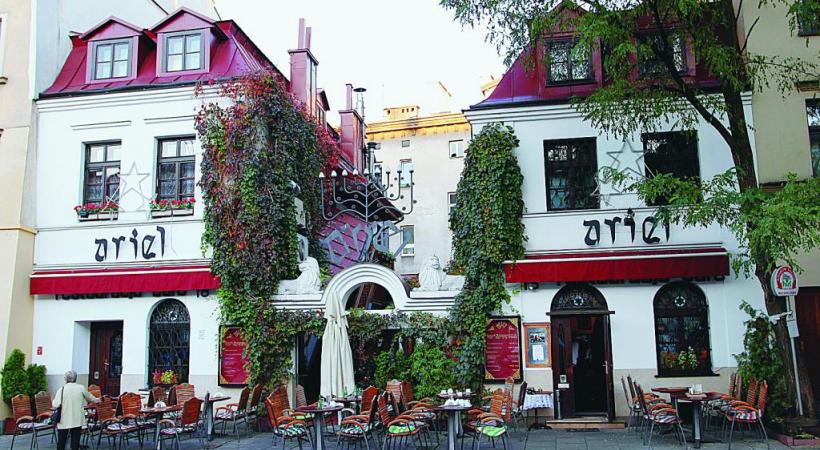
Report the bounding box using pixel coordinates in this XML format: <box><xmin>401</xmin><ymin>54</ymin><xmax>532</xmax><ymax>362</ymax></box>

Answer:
<box><xmin>150</xmin><ymin>6</ymin><xmax>216</xmax><ymax>32</ymax></box>
<box><xmin>41</xmin><ymin>18</ymin><xmax>281</xmax><ymax>98</ymax></box>
<box><xmin>79</xmin><ymin>16</ymin><xmax>144</xmax><ymax>40</ymax></box>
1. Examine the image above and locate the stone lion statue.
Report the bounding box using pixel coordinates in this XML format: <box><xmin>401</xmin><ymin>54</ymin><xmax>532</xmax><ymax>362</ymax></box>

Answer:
<box><xmin>417</xmin><ymin>255</ymin><xmax>464</xmax><ymax>291</ymax></box>
<box><xmin>279</xmin><ymin>257</ymin><xmax>322</xmax><ymax>295</ymax></box>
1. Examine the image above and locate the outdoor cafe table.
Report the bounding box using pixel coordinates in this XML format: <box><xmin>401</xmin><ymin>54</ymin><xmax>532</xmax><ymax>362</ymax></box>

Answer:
<box><xmin>433</xmin><ymin>404</ymin><xmax>473</xmax><ymax>450</ymax></box>
<box><xmin>297</xmin><ymin>404</ymin><xmax>344</xmax><ymax>450</ymax></box>
<box><xmin>676</xmin><ymin>392</ymin><xmax>722</xmax><ymax>449</ymax></box>
<box><xmin>199</xmin><ymin>394</ymin><xmax>231</xmax><ymax>441</ymax></box>
<box><xmin>652</xmin><ymin>387</ymin><xmax>690</xmax><ymax>409</ymax></box>
<box><xmin>139</xmin><ymin>404</ymin><xmax>182</xmax><ymax>450</ymax></box>
<box><xmin>332</xmin><ymin>395</ymin><xmax>362</xmax><ymax>413</ymax></box>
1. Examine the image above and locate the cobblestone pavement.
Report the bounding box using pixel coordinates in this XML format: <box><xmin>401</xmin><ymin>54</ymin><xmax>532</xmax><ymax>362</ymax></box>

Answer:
<box><xmin>0</xmin><ymin>425</ymin><xmax>807</xmax><ymax>450</ymax></box>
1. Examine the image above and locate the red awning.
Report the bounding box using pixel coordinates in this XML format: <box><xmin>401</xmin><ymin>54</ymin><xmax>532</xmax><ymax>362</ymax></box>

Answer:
<box><xmin>30</xmin><ymin>264</ymin><xmax>220</xmax><ymax>295</ymax></box>
<box><xmin>504</xmin><ymin>247</ymin><xmax>729</xmax><ymax>283</ymax></box>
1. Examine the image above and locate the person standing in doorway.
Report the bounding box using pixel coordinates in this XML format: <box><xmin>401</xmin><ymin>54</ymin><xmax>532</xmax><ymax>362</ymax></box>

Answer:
<box><xmin>52</xmin><ymin>370</ymin><xmax>98</xmax><ymax>450</ymax></box>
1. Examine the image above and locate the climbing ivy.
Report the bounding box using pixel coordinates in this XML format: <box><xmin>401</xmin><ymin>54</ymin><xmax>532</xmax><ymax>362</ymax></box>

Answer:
<box><xmin>449</xmin><ymin>123</ymin><xmax>526</xmax><ymax>390</ymax></box>
<box><xmin>196</xmin><ymin>71</ymin><xmax>336</xmax><ymax>386</ymax></box>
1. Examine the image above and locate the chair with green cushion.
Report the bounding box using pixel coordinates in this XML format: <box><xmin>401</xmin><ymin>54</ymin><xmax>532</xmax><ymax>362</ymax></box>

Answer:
<box><xmin>376</xmin><ymin>392</ymin><xmax>426</xmax><ymax>450</ymax></box>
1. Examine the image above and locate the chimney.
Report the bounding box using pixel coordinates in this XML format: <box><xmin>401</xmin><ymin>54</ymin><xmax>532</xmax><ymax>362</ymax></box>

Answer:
<box><xmin>289</xmin><ymin>19</ymin><xmax>318</xmax><ymax>117</ymax></box>
<box><xmin>339</xmin><ymin>83</ymin><xmax>364</xmax><ymax>172</ymax></box>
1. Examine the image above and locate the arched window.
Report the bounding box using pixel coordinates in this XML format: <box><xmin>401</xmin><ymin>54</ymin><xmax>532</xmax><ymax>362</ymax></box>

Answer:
<box><xmin>653</xmin><ymin>282</ymin><xmax>712</xmax><ymax>376</ymax></box>
<box><xmin>149</xmin><ymin>299</ymin><xmax>190</xmax><ymax>383</ymax></box>
<box><xmin>551</xmin><ymin>284</ymin><xmax>608</xmax><ymax>312</ymax></box>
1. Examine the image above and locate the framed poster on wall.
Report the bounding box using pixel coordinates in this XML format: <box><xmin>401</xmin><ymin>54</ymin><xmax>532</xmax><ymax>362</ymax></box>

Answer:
<box><xmin>523</xmin><ymin>323</ymin><xmax>551</xmax><ymax>368</ymax></box>
<box><xmin>484</xmin><ymin>316</ymin><xmax>523</xmax><ymax>382</ymax></box>
<box><xmin>218</xmin><ymin>326</ymin><xmax>250</xmax><ymax>386</ymax></box>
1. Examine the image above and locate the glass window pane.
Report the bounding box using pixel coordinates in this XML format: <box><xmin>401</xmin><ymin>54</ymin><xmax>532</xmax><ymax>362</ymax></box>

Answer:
<box><xmin>160</xmin><ymin>180</ymin><xmax>176</xmax><ymax>197</ymax></box>
<box><xmin>86</xmin><ymin>185</ymin><xmax>102</xmax><ymax>203</ymax></box>
<box><xmin>185</xmin><ymin>52</ymin><xmax>201</xmax><ymax>70</ymax></box>
<box><xmin>181</xmin><ymin>162</ymin><xmax>195</xmax><ymax>179</ymax></box>
<box><xmin>185</xmin><ymin>34</ymin><xmax>202</xmax><ymax>53</ymax></box>
<box><xmin>810</xmin><ymin>133</ymin><xmax>820</xmax><ymax>177</ymax></box>
<box><xmin>112</xmin><ymin>60</ymin><xmax>128</xmax><ymax>78</ymax></box>
<box><xmin>96</xmin><ymin>44</ymin><xmax>113</xmax><ymax>62</ymax></box>
<box><xmin>106</xmin><ymin>144</ymin><xmax>121</xmax><ymax>161</ymax></box>
<box><xmin>161</xmin><ymin>141</ymin><xmax>178</xmax><ymax>158</ymax></box>
<box><xmin>181</xmin><ymin>179</ymin><xmax>195</xmax><ymax>196</ymax></box>
<box><xmin>402</xmin><ymin>227</ymin><xmax>414</xmax><ymax>244</ymax></box>
<box><xmin>179</xmin><ymin>139</ymin><xmax>195</xmax><ymax>156</ymax></box>
<box><xmin>86</xmin><ymin>168</ymin><xmax>103</xmax><ymax>185</ymax></box>
<box><xmin>114</xmin><ymin>42</ymin><xmax>129</xmax><ymax>61</ymax></box>
<box><xmin>95</xmin><ymin>62</ymin><xmax>112</xmax><ymax>79</ymax></box>
<box><xmin>159</xmin><ymin>163</ymin><xmax>177</xmax><ymax>181</ymax></box>
<box><xmin>167</xmin><ymin>36</ymin><xmax>184</xmax><ymax>55</ymax></box>
<box><xmin>167</xmin><ymin>54</ymin><xmax>183</xmax><ymax>72</ymax></box>
<box><xmin>88</xmin><ymin>145</ymin><xmax>105</xmax><ymax>163</ymax></box>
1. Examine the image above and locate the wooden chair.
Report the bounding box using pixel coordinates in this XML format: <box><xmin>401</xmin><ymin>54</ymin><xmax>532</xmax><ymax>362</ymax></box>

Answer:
<box><xmin>266</xmin><ymin>387</ymin><xmax>311</xmax><ymax>449</ymax></box>
<box><xmin>635</xmin><ymin>384</ymin><xmax>687</xmax><ymax>448</ymax></box>
<box><xmin>10</xmin><ymin>394</ymin><xmax>53</xmax><ymax>449</ymax></box>
<box><xmin>105</xmin><ymin>392</ymin><xmax>145</xmax><ymax>448</ymax></box>
<box><xmin>723</xmin><ymin>380</ymin><xmax>769</xmax><ymax>449</ymax></box>
<box><xmin>174</xmin><ymin>383</ymin><xmax>196</xmax><ymax>406</ymax></box>
<box><xmin>467</xmin><ymin>389</ymin><xmax>511</xmax><ymax>450</ymax></box>
<box><xmin>33</xmin><ymin>391</ymin><xmax>57</xmax><ymax>444</ymax></box>
<box><xmin>246</xmin><ymin>384</ymin><xmax>264</xmax><ymax>430</ymax></box>
<box><xmin>158</xmin><ymin>397</ymin><xmax>205</xmax><ymax>449</ymax></box>
<box><xmin>377</xmin><ymin>391</ymin><xmax>424</xmax><ymax>450</ymax></box>
<box><xmin>215</xmin><ymin>386</ymin><xmax>251</xmax><ymax>439</ymax></box>
<box><xmin>360</xmin><ymin>386</ymin><xmax>379</xmax><ymax>415</ymax></box>
<box><xmin>88</xmin><ymin>385</ymin><xmax>102</xmax><ymax>399</ymax></box>
<box><xmin>336</xmin><ymin>395</ymin><xmax>381</xmax><ymax>449</ymax></box>
<box><xmin>148</xmin><ymin>386</ymin><xmax>167</xmax><ymax>407</ymax></box>
<box><xmin>399</xmin><ymin>381</ymin><xmax>437</xmax><ymax>444</ymax></box>
<box><xmin>295</xmin><ymin>384</ymin><xmax>309</xmax><ymax>408</ymax></box>
<box><xmin>89</xmin><ymin>398</ymin><xmax>124</xmax><ymax>449</ymax></box>
<box><xmin>510</xmin><ymin>380</ymin><xmax>528</xmax><ymax>431</ymax></box>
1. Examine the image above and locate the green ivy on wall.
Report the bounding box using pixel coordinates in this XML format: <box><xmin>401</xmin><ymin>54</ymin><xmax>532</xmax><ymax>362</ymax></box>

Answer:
<box><xmin>196</xmin><ymin>71</ymin><xmax>336</xmax><ymax>386</ymax></box>
<box><xmin>449</xmin><ymin>123</ymin><xmax>526</xmax><ymax>390</ymax></box>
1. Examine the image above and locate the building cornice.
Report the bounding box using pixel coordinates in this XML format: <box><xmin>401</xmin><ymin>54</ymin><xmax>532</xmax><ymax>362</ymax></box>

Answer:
<box><xmin>367</xmin><ymin>112</ymin><xmax>470</xmax><ymax>140</ymax></box>
<box><xmin>36</xmin><ymin>85</ymin><xmax>222</xmax><ymax>113</ymax></box>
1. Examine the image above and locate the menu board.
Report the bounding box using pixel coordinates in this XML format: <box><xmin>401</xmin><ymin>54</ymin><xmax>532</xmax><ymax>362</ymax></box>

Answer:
<box><xmin>218</xmin><ymin>326</ymin><xmax>250</xmax><ymax>386</ymax></box>
<box><xmin>484</xmin><ymin>316</ymin><xmax>523</xmax><ymax>382</ymax></box>
<box><xmin>523</xmin><ymin>323</ymin><xmax>551</xmax><ymax>368</ymax></box>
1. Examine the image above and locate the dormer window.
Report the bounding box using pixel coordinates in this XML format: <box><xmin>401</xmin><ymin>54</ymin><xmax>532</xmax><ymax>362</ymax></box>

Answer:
<box><xmin>93</xmin><ymin>40</ymin><xmax>131</xmax><ymax>80</ymax></box>
<box><xmin>639</xmin><ymin>33</ymin><xmax>687</xmax><ymax>76</ymax></box>
<box><xmin>546</xmin><ymin>40</ymin><xmax>592</xmax><ymax>84</ymax></box>
<box><xmin>164</xmin><ymin>31</ymin><xmax>203</xmax><ymax>72</ymax></box>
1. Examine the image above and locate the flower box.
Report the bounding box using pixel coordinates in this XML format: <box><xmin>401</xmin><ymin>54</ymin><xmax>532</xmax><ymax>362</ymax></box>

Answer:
<box><xmin>75</xmin><ymin>202</ymin><xmax>119</xmax><ymax>221</ymax></box>
<box><xmin>78</xmin><ymin>211</ymin><xmax>119</xmax><ymax>221</ymax></box>
<box><xmin>150</xmin><ymin>208</ymin><xmax>194</xmax><ymax>218</ymax></box>
<box><xmin>150</xmin><ymin>198</ymin><xmax>196</xmax><ymax>218</ymax></box>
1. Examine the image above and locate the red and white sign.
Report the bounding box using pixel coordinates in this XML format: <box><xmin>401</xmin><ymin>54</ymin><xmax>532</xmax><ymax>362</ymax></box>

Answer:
<box><xmin>771</xmin><ymin>266</ymin><xmax>799</xmax><ymax>297</ymax></box>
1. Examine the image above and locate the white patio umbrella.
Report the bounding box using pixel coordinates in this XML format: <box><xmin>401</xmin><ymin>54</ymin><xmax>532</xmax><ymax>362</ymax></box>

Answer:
<box><xmin>319</xmin><ymin>290</ymin><xmax>355</xmax><ymax>397</ymax></box>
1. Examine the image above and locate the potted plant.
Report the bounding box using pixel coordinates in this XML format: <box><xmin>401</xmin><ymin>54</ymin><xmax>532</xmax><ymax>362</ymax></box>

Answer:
<box><xmin>1</xmin><ymin>349</ymin><xmax>30</xmax><ymax>434</ymax></box>
<box><xmin>151</xmin><ymin>369</ymin><xmax>178</xmax><ymax>388</ymax></box>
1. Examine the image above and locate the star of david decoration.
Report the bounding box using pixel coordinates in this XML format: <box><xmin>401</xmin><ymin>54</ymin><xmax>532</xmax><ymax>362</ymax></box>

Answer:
<box><xmin>116</xmin><ymin>162</ymin><xmax>154</xmax><ymax>213</ymax></box>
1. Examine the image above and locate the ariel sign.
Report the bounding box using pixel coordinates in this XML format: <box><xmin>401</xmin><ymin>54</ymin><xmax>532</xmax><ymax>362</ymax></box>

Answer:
<box><xmin>771</xmin><ymin>266</ymin><xmax>799</xmax><ymax>297</ymax></box>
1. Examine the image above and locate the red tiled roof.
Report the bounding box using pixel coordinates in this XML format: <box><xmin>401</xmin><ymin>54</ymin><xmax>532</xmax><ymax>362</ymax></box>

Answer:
<box><xmin>41</xmin><ymin>18</ymin><xmax>280</xmax><ymax>98</ymax></box>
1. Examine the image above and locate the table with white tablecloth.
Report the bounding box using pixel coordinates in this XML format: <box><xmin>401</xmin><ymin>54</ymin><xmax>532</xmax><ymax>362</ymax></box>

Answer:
<box><xmin>522</xmin><ymin>392</ymin><xmax>554</xmax><ymax>430</ymax></box>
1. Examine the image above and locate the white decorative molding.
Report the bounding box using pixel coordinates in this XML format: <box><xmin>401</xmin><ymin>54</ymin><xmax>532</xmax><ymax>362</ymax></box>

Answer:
<box><xmin>71</xmin><ymin>120</ymin><xmax>132</xmax><ymax>131</ymax></box>
<box><xmin>144</xmin><ymin>115</ymin><xmax>196</xmax><ymax>125</ymax></box>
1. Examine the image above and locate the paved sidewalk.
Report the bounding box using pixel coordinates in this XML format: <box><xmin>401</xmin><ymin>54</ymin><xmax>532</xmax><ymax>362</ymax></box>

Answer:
<box><xmin>0</xmin><ymin>426</ymin><xmax>805</xmax><ymax>450</ymax></box>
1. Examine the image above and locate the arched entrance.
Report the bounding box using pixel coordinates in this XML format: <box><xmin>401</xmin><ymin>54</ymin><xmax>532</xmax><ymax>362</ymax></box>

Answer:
<box><xmin>549</xmin><ymin>284</ymin><xmax>615</xmax><ymax>420</ymax></box>
<box><xmin>296</xmin><ymin>264</ymin><xmax>410</xmax><ymax>402</ymax></box>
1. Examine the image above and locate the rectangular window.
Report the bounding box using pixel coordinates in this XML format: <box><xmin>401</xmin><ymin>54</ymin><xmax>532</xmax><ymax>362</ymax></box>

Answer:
<box><xmin>157</xmin><ymin>137</ymin><xmax>196</xmax><ymax>202</ymax></box>
<box><xmin>165</xmin><ymin>32</ymin><xmax>203</xmax><ymax>72</ymax></box>
<box><xmin>449</xmin><ymin>140</ymin><xmax>465</xmax><ymax>158</ymax></box>
<box><xmin>544</xmin><ymin>138</ymin><xmax>599</xmax><ymax>211</ymax></box>
<box><xmin>399</xmin><ymin>159</ymin><xmax>414</xmax><ymax>187</ymax></box>
<box><xmin>448</xmin><ymin>192</ymin><xmax>457</xmax><ymax>215</ymax></box>
<box><xmin>401</xmin><ymin>140</ymin><xmax>411</xmax><ymax>148</ymax></box>
<box><xmin>84</xmin><ymin>142</ymin><xmax>121</xmax><ymax>205</ymax></box>
<box><xmin>401</xmin><ymin>225</ymin><xmax>415</xmax><ymax>256</ymax></box>
<box><xmin>546</xmin><ymin>39</ymin><xmax>592</xmax><ymax>84</ymax></box>
<box><xmin>93</xmin><ymin>40</ymin><xmax>131</xmax><ymax>80</ymax></box>
<box><xmin>642</xmin><ymin>131</ymin><xmax>700</xmax><ymax>205</ymax></box>
<box><xmin>809</xmin><ymin>101</ymin><xmax>820</xmax><ymax>177</ymax></box>
<box><xmin>639</xmin><ymin>33</ymin><xmax>686</xmax><ymax>76</ymax></box>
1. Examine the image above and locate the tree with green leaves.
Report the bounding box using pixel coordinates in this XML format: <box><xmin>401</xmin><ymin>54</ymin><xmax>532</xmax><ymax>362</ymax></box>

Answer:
<box><xmin>441</xmin><ymin>0</ymin><xmax>820</xmax><ymax>417</ymax></box>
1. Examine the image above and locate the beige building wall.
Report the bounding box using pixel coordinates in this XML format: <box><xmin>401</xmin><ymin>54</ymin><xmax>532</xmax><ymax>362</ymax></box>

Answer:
<box><xmin>0</xmin><ymin>0</ymin><xmax>37</xmax><ymax>418</ymax></box>
<box><xmin>741</xmin><ymin>0</ymin><xmax>820</xmax><ymax>286</ymax></box>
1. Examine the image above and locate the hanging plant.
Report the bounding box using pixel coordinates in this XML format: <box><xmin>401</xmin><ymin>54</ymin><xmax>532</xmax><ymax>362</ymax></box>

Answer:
<box><xmin>448</xmin><ymin>123</ymin><xmax>525</xmax><ymax>390</ymax></box>
<box><xmin>196</xmin><ymin>71</ymin><xmax>335</xmax><ymax>386</ymax></box>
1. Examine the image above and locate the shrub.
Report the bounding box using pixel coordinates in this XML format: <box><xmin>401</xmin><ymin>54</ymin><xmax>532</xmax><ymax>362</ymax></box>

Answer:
<box><xmin>410</xmin><ymin>345</ymin><xmax>455</xmax><ymax>399</ymax></box>
<box><xmin>26</xmin><ymin>364</ymin><xmax>48</xmax><ymax>397</ymax></box>
<box><xmin>1</xmin><ymin>349</ymin><xmax>30</xmax><ymax>404</ymax></box>
<box><xmin>374</xmin><ymin>349</ymin><xmax>411</xmax><ymax>388</ymax></box>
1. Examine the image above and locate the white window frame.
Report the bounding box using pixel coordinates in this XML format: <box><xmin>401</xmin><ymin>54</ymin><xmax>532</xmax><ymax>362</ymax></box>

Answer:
<box><xmin>448</xmin><ymin>192</ymin><xmax>457</xmax><ymax>215</ymax></box>
<box><xmin>449</xmin><ymin>140</ymin><xmax>465</xmax><ymax>158</ymax></box>
<box><xmin>0</xmin><ymin>14</ymin><xmax>8</xmax><ymax>82</ymax></box>
<box><xmin>399</xmin><ymin>159</ymin><xmax>413</xmax><ymax>187</ymax></box>
<box><xmin>401</xmin><ymin>225</ymin><xmax>415</xmax><ymax>257</ymax></box>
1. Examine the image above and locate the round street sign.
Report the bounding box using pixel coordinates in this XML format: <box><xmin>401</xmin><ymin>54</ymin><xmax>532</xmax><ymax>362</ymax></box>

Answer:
<box><xmin>771</xmin><ymin>266</ymin><xmax>799</xmax><ymax>297</ymax></box>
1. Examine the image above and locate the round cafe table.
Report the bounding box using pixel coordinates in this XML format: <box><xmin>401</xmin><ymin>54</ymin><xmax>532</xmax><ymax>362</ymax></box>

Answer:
<box><xmin>297</xmin><ymin>404</ymin><xmax>344</xmax><ymax>450</ymax></box>
<box><xmin>436</xmin><ymin>392</ymin><xmax>475</xmax><ymax>401</ymax></box>
<box><xmin>677</xmin><ymin>392</ymin><xmax>722</xmax><ymax>449</ymax></box>
<box><xmin>652</xmin><ymin>387</ymin><xmax>689</xmax><ymax>409</ymax></box>
<box><xmin>434</xmin><ymin>404</ymin><xmax>473</xmax><ymax>450</ymax></box>
<box><xmin>199</xmin><ymin>394</ymin><xmax>231</xmax><ymax>441</ymax></box>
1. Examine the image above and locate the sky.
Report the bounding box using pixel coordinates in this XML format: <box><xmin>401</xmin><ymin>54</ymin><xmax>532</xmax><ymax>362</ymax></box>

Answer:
<box><xmin>214</xmin><ymin>0</ymin><xmax>506</xmax><ymax>125</ymax></box>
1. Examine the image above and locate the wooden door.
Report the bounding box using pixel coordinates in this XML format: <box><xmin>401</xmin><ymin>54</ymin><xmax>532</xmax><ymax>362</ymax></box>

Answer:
<box><xmin>603</xmin><ymin>315</ymin><xmax>616</xmax><ymax>421</ymax></box>
<box><xmin>796</xmin><ymin>288</ymin><xmax>820</xmax><ymax>406</ymax></box>
<box><xmin>89</xmin><ymin>322</ymin><xmax>123</xmax><ymax>396</ymax></box>
<box><xmin>551</xmin><ymin>317</ymin><xmax>575</xmax><ymax>419</ymax></box>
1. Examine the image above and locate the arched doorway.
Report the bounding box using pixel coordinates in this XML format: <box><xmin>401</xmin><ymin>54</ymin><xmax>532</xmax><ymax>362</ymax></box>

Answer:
<box><xmin>148</xmin><ymin>299</ymin><xmax>191</xmax><ymax>384</ymax></box>
<box><xmin>549</xmin><ymin>284</ymin><xmax>615</xmax><ymax>420</ymax></box>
